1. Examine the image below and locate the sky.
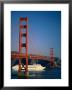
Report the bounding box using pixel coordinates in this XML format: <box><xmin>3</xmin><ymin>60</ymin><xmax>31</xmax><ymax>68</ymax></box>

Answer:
<box><xmin>11</xmin><ymin>11</ymin><xmax>61</xmax><ymax>58</ymax></box>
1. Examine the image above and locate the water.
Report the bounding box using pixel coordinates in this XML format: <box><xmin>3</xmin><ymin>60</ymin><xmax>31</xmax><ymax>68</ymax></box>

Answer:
<box><xmin>11</xmin><ymin>67</ymin><xmax>61</xmax><ymax>79</ymax></box>
<box><xmin>11</xmin><ymin>59</ymin><xmax>61</xmax><ymax>79</ymax></box>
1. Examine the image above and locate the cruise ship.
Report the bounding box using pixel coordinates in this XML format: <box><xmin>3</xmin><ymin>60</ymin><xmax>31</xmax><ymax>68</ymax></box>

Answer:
<box><xmin>12</xmin><ymin>64</ymin><xmax>45</xmax><ymax>71</ymax></box>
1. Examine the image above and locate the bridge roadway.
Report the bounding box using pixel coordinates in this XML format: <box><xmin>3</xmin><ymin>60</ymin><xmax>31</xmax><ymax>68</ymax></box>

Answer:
<box><xmin>11</xmin><ymin>53</ymin><xmax>49</xmax><ymax>61</ymax></box>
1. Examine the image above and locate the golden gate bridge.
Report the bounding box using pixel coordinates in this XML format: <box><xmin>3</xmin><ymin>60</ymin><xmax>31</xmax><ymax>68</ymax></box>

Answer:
<box><xmin>11</xmin><ymin>17</ymin><xmax>55</xmax><ymax>77</ymax></box>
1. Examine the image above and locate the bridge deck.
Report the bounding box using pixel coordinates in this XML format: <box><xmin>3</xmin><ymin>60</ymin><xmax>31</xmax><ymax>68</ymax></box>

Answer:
<box><xmin>11</xmin><ymin>53</ymin><xmax>49</xmax><ymax>60</ymax></box>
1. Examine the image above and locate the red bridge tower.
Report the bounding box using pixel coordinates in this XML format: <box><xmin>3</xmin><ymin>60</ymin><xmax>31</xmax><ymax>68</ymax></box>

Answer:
<box><xmin>50</xmin><ymin>48</ymin><xmax>55</xmax><ymax>67</ymax></box>
<box><xmin>18</xmin><ymin>17</ymin><xmax>28</xmax><ymax>76</ymax></box>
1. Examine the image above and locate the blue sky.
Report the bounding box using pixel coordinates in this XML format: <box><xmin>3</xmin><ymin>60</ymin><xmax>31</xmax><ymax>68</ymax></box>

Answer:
<box><xmin>11</xmin><ymin>11</ymin><xmax>61</xmax><ymax>58</ymax></box>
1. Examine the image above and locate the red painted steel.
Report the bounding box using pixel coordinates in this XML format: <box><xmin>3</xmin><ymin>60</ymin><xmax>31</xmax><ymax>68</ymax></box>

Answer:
<box><xmin>18</xmin><ymin>17</ymin><xmax>28</xmax><ymax>75</ymax></box>
<box><xmin>20</xmin><ymin>25</ymin><xmax>27</xmax><ymax>28</ymax></box>
<box><xmin>20</xmin><ymin>17</ymin><xmax>27</xmax><ymax>21</ymax></box>
<box><xmin>26</xmin><ymin>17</ymin><xmax>28</xmax><ymax>75</ymax></box>
<box><xmin>50</xmin><ymin>48</ymin><xmax>54</xmax><ymax>67</ymax></box>
<box><xmin>11</xmin><ymin>53</ymin><xmax>49</xmax><ymax>60</ymax></box>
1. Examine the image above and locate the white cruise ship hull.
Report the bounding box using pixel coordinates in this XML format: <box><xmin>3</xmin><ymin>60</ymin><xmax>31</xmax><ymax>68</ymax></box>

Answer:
<box><xmin>12</xmin><ymin>64</ymin><xmax>45</xmax><ymax>71</ymax></box>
